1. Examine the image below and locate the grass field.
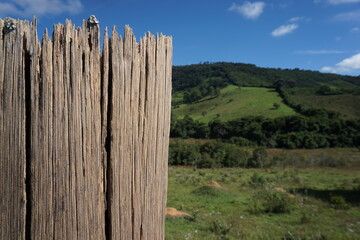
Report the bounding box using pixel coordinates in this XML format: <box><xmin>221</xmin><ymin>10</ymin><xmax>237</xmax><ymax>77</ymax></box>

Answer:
<box><xmin>166</xmin><ymin>148</ymin><xmax>360</xmax><ymax>239</ymax></box>
<box><xmin>172</xmin><ymin>86</ymin><xmax>297</xmax><ymax>122</ymax></box>
<box><xmin>286</xmin><ymin>88</ymin><xmax>360</xmax><ymax>119</ymax></box>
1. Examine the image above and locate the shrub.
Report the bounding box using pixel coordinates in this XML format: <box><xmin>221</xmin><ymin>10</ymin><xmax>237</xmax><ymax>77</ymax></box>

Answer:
<box><xmin>248</xmin><ymin>148</ymin><xmax>269</xmax><ymax>168</ymax></box>
<box><xmin>223</xmin><ymin>147</ymin><xmax>250</xmax><ymax>167</ymax></box>
<box><xmin>318</xmin><ymin>155</ymin><xmax>348</xmax><ymax>168</ymax></box>
<box><xmin>197</xmin><ymin>153</ymin><xmax>217</xmax><ymax>168</ymax></box>
<box><xmin>263</xmin><ymin>191</ymin><xmax>293</xmax><ymax>213</ymax></box>
<box><xmin>168</xmin><ymin>140</ymin><xmax>201</xmax><ymax>166</ymax></box>
<box><xmin>209</xmin><ymin>219</ymin><xmax>231</xmax><ymax>240</ymax></box>
<box><xmin>249</xmin><ymin>172</ymin><xmax>266</xmax><ymax>187</ymax></box>
<box><xmin>253</xmin><ymin>189</ymin><xmax>293</xmax><ymax>214</ymax></box>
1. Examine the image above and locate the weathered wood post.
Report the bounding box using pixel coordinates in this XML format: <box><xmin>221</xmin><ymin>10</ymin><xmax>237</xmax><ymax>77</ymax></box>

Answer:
<box><xmin>0</xmin><ymin>17</ymin><xmax>172</xmax><ymax>240</ymax></box>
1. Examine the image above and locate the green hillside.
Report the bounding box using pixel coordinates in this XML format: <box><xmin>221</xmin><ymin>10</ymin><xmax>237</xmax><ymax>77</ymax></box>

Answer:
<box><xmin>172</xmin><ymin>62</ymin><xmax>360</xmax><ymax>92</ymax></box>
<box><xmin>284</xmin><ymin>87</ymin><xmax>360</xmax><ymax>119</ymax></box>
<box><xmin>172</xmin><ymin>62</ymin><xmax>360</xmax><ymax>120</ymax></box>
<box><xmin>173</xmin><ymin>86</ymin><xmax>297</xmax><ymax>122</ymax></box>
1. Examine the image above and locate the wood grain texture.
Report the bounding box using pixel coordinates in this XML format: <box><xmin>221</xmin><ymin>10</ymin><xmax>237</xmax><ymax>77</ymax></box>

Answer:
<box><xmin>0</xmin><ymin>18</ymin><xmax>172</xmax><ymax>240</ymax></box>
<box><xmin>0</xmin><ymin>19</ymin><xmax>30</xmax><ymax>240</ymax></box>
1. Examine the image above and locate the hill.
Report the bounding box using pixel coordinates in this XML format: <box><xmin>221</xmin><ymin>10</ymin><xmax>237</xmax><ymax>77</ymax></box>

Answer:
<box><xmin>173</xmin><ymin>86</ymin><xmax>296</xmax><ymax>122</ymax></box>
<box><xmin>172</xmin><ymin>62</ymin><xmax>360</xmax><ymax>119</ymax></box>
<box><xmin>172</xmin><ymin>62</ymin><xmax>360</xmax><ymax>92</ymax></box>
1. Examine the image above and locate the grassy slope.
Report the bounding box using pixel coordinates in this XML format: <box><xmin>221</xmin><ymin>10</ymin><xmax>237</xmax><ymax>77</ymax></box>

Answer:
<box><xmin>173</xmin><ymin>86</ymin><xmax>297</xmax><ymax>122</ymax></box>
<box><xmin>166</xmin><ymin>149</ymin><xmax>360</xmax><ymax>239</ymax></box>
<box><xmin>286</xmin><ymin>88</ymin><xmax>360</xmax><ymax>119</ymax></box>
<box><xmin>172</xmin><ymin>62</ymin><xmax>360</xmax><ymax>120</ymax></box>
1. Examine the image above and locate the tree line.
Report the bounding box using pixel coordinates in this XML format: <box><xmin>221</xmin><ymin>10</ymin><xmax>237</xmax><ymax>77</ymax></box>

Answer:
<box><xmin>172</xmin><ymin>62</ymin><xmax>360</xmax><ymax>93</ymax></box>
<box><xmin>170</xmin><ymin>110</ymin><xmax>360</xmax><ymax>149</ymax></box>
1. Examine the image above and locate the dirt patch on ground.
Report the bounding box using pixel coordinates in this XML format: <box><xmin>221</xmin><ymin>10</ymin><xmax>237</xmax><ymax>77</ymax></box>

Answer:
<box><xmin>207</xmin><ymin>181</ymin><xmax>223</xmax><ymax>188</ymax></box>
<box><xmin>274</xmin><ymin>187</ymin><xmax>286</xmax><ymax>193</ymax></box>
<box><xmin>274</xmin><ymin>187</ymin><xmax>296</xmax><ymax>198</ymax></box>
<box><xmin>166</xmin><ymin>207</ymin><xmax>191</xmax><ymax>217</ymax></box>
<box><xmin>287</xmin><ymin>194</ymin><xmax>296</xmax><ymax>199</ymax></box>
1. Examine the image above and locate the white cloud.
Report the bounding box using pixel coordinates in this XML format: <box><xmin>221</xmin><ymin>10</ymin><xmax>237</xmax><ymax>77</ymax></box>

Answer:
<box><xmin>350</xmin><ymin>27</ymin><xmax>360</xmax><ymax>33</ymax></box>
<box><xmin>271</xmin><ymin>24</ymin><xmax>298</xmax><ymax>37</ymax></box>
<box><xmin>228</xmin><ymin>1</ymin><xmax>265</xmax><ymax>20</ymax></box>
<box><xmin>0</xmin><ymin>0</ymin><xmax>82</xmax><ymax>17</ymax></box>
<box><xmin>289</xmin><ymin>17</ymin><xmax>303</xmax><ymax>22</ymax></box>
<box><xmin>288</xmin><ymin>16</ymin><xmax>311</xmax><ymax>22</ymax></box>
<box><xmin>320</xmin><ymin>66</ymin><xmax>336</xmax><ymax>73</ymax></box>
<box><xmin>294</xmin><ymin>50</ymin><xmax>347</xmax><ymax>54</ymax></box>
<box><xmin>337</xmin><ymin>53</ymin><xmax>360</xmax><ymax>69</ymax></box>
<box><xmin>321</xmin><ymin>53</ymin><xmax>360</xmax><ymax>73</ymax></box>
<box><xmin>335</xmin><ymin>10</ymin><xmax>360</xmax><ymax>21</ymax></box>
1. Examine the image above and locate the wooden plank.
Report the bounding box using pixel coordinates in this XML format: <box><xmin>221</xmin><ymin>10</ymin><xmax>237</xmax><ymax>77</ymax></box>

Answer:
<box><xmin>30</xmin><ymin>27</ymin><xmax>54</xmax><ymax>239</ymax></box>
<box><xmin>0</xmin><ymin>19</ymin><xmax>28</xmax><ymax>240</ymax></box>
<box><xmin>81</xmin><ymin>19</ymin><xmax>105</xmax><ymax>239</ymax></box>
<box><xmin>162</xmin><ymin>35</ymin><xmax>173</xmax><ymax>239</ymax></box>
<box><xmin>131</xmin><ymin>33</ymin><xmax>141</xmax><ymax>240</ymax></box>
<box><xmin>121</xmin><ymin>25</ymin><xmax>133</xmax><ymax>239</ymax></box>
<box><xmin>101</xmin><ymin>29</ymin><xmax>109</xmax><ymax>217</ymax></box>
<box><xmin>29</xmin><ymin>19</ymin><xmax>105</xmax><ymax>239</ymax></box>
<box><xmin>155</xmin><ymin>35</ymin><xmax>166</xmax><ymax>240</ymax></box>
<box><xmin>108</xmin><ymin>26</ymin><xmax>123</xmax><ymax>239</ymax></box>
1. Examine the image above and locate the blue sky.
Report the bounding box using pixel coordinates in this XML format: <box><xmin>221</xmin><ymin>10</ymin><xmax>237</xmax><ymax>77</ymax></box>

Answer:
<box><xmin>1</xmin><ymin>0</ymin><xmax>360</xmax><ymax>76</ymax></box>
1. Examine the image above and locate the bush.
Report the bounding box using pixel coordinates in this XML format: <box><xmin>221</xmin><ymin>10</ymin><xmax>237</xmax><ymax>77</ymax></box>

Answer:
<box><xmin>318</xmin><ymin>155</ymin><xmax>348</xmax><ymax>168</ymax></box>
<box><xmin>223</xmin><ymin>147</ymin><xmax>250</xmax><ymax>167</ymax></box>
<box><xmin>209</xmin><ymin>219</ymin><xmax>231</xmax><ymax>240</ymax></box>
<box><xmin>249</xmin><ymin>172</ymin><xmax>266</xmax><ymax>187</ymax></box>
<box><xmin>252</xmin><ymin>189</ymin><xmax>293</xmax><ymax>214</ymax></box>
<box><xmin>248</xmin><ymin>148</ymin><xmax>269</xmax><ymax>168</ymax></box>
<box><xmin>197</xmin><ymin>153</ymin><xmax>218</xmax><ymax>168</ymax></box>
<box><xmin>168</xmin><ymin>140</ymin><xmax>201</xmax><ymax>166</ymax></box>
<box><xmin>262</xmin><ymin>190</ymin><xmax>293</xmax><ymax>213</ymax></box>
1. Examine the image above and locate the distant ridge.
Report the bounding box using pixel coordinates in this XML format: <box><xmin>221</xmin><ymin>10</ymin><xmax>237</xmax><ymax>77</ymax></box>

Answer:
<box><xmin>172</xmin><ymin>62</ymin><xmax>360</xmax><ymax>92</ymax></box>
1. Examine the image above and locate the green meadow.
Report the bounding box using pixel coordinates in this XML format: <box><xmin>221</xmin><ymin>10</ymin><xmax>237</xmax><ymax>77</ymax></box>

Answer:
<box><xmin>165</xmin><ymin>148</ymin><xmax>360</xmax><ymax>240</ymax></box>
<box><xmin>173</xmin><ymin>86</ymin><xmax>297</xmax><ymax>122</ymax></box>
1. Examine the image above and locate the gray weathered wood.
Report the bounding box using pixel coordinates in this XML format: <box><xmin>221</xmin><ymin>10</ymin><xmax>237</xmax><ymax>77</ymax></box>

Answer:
<box><xmin>0</xmin><ymin>17</ymin><xmax>172</xmax><ymax>240</ymax></box>
<box><xmin>0</xmin><ymin>19</ymin><xmax>29</xmax><ymax>240</ymax></box>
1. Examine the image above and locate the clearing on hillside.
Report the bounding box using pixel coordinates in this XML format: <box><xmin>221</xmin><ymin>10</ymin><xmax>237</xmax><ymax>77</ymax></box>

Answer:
<box><xmin>285</xmin><ymin>87</ymin><xmax>360</xmax><ymax>119</ymax></box>
<box><xmin>173</xmin><ymin>86</ymin><xmax>297</xmax><ymax>122</ymax></box>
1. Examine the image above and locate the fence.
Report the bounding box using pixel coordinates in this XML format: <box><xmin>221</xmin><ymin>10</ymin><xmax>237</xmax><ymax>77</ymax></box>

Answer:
<box><xmin>0</xmin><ymin>17</ymin><xmax>172</xmax><ymax>240</ymax></box>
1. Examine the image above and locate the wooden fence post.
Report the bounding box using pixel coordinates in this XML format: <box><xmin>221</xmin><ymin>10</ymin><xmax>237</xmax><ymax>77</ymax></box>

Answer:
<box><xmin>0</xmin><ymin>17</ymin><xmax>172</xmax><ymax>240</ymax></box>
